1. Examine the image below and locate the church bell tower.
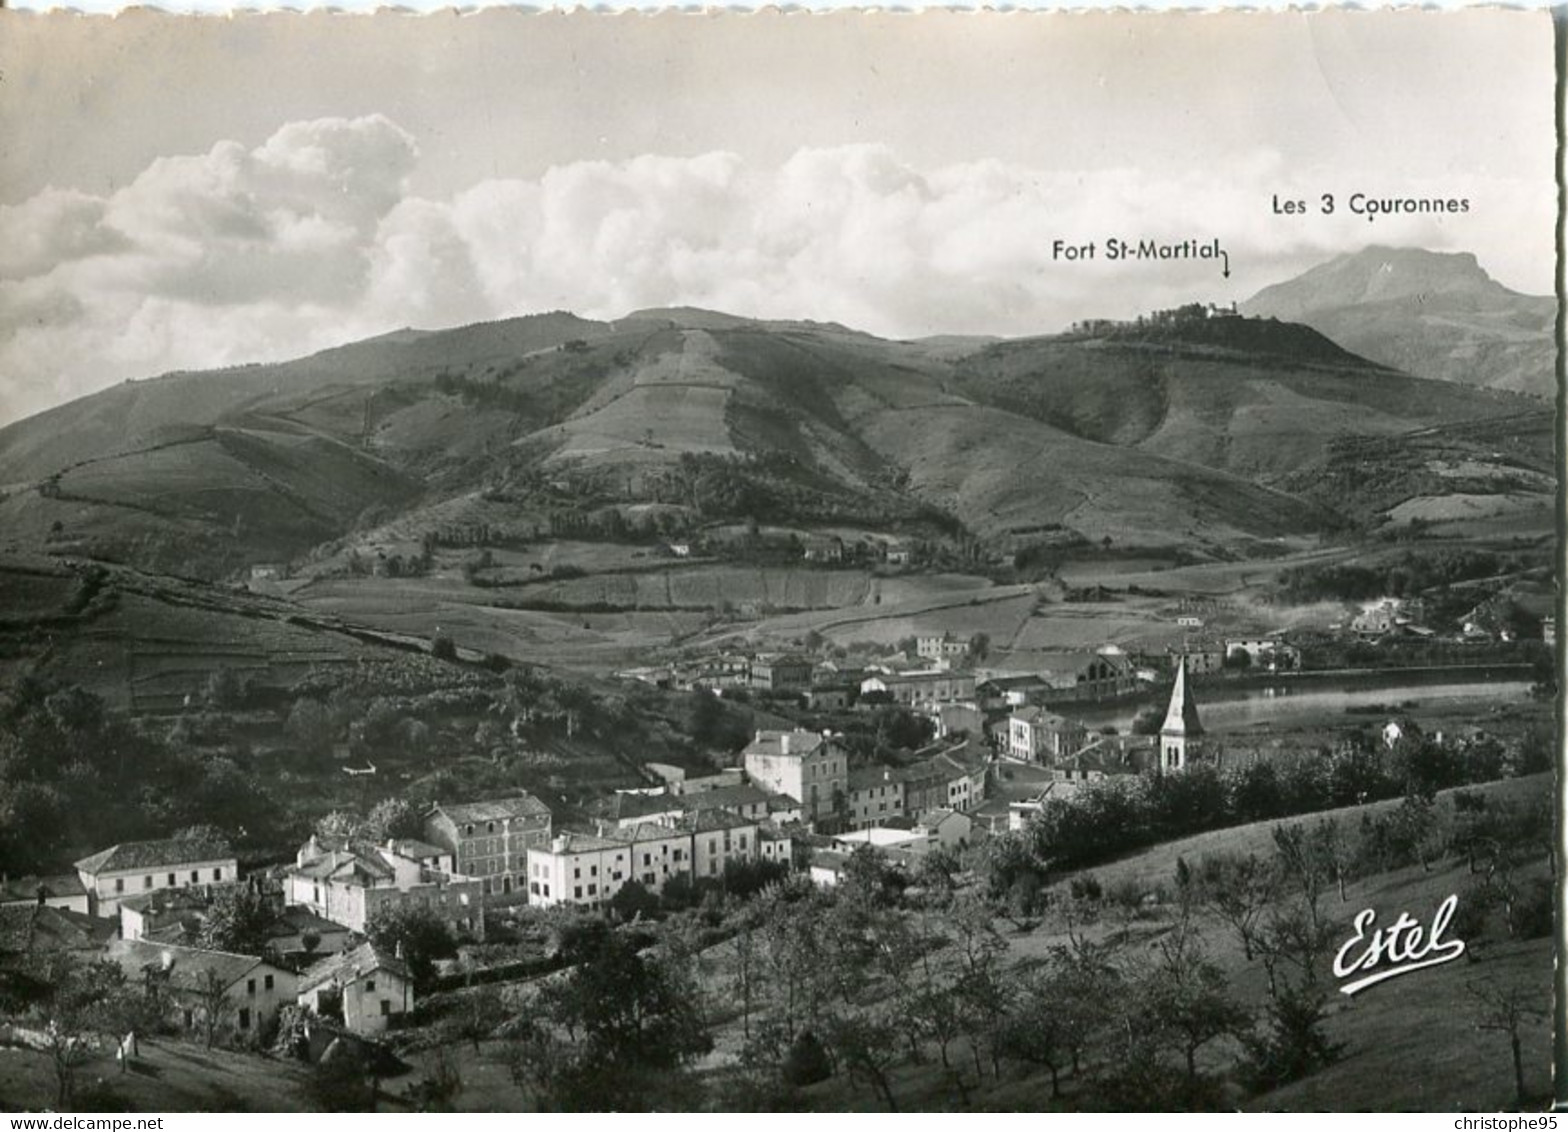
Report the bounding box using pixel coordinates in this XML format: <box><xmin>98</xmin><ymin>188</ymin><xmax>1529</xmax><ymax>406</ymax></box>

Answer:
<box><xmin>1160</xmin><ymin>656</ymin><xmax>1204</xmax><ymax>773</ymax></box>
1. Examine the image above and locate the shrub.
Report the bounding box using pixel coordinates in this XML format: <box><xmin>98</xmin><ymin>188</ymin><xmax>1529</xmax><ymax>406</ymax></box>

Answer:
<box><xmin>1069</xmin><ymin>874</ymin><xmax>1103</xmax><ymax>902</ymax></box>
<box><xmin>782</xmin><ymin>1030</ymin><xmax>833</xmax><ymax>1087</ymax></box>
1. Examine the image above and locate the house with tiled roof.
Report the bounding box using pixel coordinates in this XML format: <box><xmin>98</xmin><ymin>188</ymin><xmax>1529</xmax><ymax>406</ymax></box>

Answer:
<box><xmin>74</xmin><ymin>837</ymin><xmax>237</xmax><ymax>919</ymax></box>
<box><xmin>118</xmin><ymin>887</ymin><xmax>218</xmax><ymax>944</ymax></box>
<box><xmin>846</xmin><ymin>764</ymin><xmax>915</xmax><ymax>830</ymax></box>
<box><xmin>742</xmin><ymin>729</ymin><xmax>849</xmax><ymax>824</ymax></box>
<box><xmin>525</xmin><ymin>808</ymin><xmax>783</xmax><ymax>909</ymax></box>
<box><xmin>672</xmin><ymin>783</ymin><xmax>776</xmax><ymax>823</ymax></box>
<box><xmin>0</xmin><ymin>903</ymin><xmax>116</xmax><ymax>974</ymax></box>
<box><xmin>749</xmin><ymin>653</ymin><xmax>814</xmax><ymax>693</ymax></box>
<box><xmin>424</xmin><ymin>794</ymin><xmax>552</xmax><ymax>901</ymax></box>
<box><xmin>0</xmin><ymin>873</ymin><xmax>91</xmax><ymax>915</ymax></box>
<box><xmin>284</xmin><ymin>838</ymin><xmax>484</xmax><ymax>938</ymax></box>
<box><xmin>297</xmin><ymin>941</ymin><xmax>412</xmax><ymax>1036</ymax></box>
<box><xmin>106</xmin><ymin>938</ymin><xmax>297</xmax><ymax>1039</ymax></box>
<box><xmin>679</xmin><ymin>810</ymin><xmax>762</xmax><ymax>881</ymax></box>
<box><xmin>263</xmin><ymin>906</ymin><xmax>355</xmax><ymax>964</ymax></box>
<box><xmin>902</xmin><ymin>744</ymin><xmax>989</xmax><ymax>819</ymax></box>
<box><xmin>525</xmin><ymin>825</ymin><xmax>683</xmax><ymax>910</ymax></box>
<box><xmin>1006</xmin><ymin>706</ymin><xmax>1089</xmax><ymax>764</ymax></box>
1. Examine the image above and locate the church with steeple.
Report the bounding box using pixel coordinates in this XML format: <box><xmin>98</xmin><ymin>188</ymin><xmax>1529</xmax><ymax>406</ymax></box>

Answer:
<box><xmin>1159</xmin><ymin>656</ymin><xmax>1204</xmax><ymax>773</ymax></box>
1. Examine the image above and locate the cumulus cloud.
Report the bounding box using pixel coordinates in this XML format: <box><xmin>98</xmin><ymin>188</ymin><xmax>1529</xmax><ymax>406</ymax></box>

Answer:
<box><xmin>0</xmin><ymin>115</ymin><xmax>1552</xmax><ymax>426</ymax></box>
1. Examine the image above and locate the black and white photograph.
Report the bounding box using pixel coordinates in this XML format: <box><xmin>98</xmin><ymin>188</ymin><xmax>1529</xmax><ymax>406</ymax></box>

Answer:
<box><xmin>0</xmin><ymin>8</ymin><xmax>1559</xmax><ymax>1114</ymax></box>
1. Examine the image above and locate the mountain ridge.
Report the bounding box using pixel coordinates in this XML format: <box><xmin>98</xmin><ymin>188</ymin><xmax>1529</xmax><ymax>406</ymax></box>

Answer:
<box><xmin>0</xmin><ymin>250</ymin><xmax>1550</xmax><ymax>579</ymax></box>
<box><xmin>1242</xmin><ymin>246</ymin><xmax>1554</xmax><ymax>397</ymax></box>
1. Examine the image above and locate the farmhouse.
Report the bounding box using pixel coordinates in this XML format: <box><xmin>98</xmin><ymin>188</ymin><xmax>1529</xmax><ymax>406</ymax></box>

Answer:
<box><xmin>75</xmin><ymin>837</ymin><xmax>238</xmax><ymax>918</ymax></box>
<box><xmin>284</xmin><ymin>838</ymin><xmax>484</xmax><ymax>938</ymax></box>
<box><xmin>1225</xmin><ymin>637</ymin><xmax>1302</xmax><ymax>670</ymax></box>
<box><xmin>106</xmin><ymin>939</ymin><xmax>297</xmax><ymax>1039</ymax></box>
<box><xmin>1353</xmin><ymin>597</ymin><xmax>1425</xmax><ymax>641</ymax></box>
<box><xmin>297</xmin><ymin>941</ymin><xmax>412</xmax><ymax>1036</ymax></box>
<box><xmin>801</xmin><ymin>535</ymin><xmax>844</xmax><ymax>563</ymax></box>
<box><xmin>424</xmin><ymin>794</ymin><xmax>553</xmax><ymax>899</ymax></box>
<box><xmin>742</xmin><ymin>728</ymin><xmax>849</xmax><ymax>824</ymax></box>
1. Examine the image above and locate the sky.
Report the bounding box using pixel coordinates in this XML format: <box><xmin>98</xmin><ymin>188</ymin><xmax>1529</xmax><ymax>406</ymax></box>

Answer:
<box><xmin>0</xmin><ymin>9</ymin><xmax>1555</xmax><ymax>426</ymax></box>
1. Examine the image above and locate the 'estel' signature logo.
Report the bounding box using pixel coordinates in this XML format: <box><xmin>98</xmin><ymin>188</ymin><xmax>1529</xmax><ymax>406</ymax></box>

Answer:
<box><xmin>1333</xmin><ymin>894</ymin><xmax>1467</xmax><ymax>996</ymax></box>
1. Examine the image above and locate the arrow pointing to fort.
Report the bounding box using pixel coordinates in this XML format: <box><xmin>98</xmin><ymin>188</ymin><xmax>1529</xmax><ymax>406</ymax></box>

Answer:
<box><xmin>1220</xmin><ymin>248</ymin><xmax>1231</xmax><ymax>278</ymax></box>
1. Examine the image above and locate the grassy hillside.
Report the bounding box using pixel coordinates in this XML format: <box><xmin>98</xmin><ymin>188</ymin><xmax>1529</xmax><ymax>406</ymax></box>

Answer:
<box><xmin>951</xmin><ymin>328</ymin><xmax>1534</xmax><ymax>481</ymax></box>
<box><xmin>0</xmin><ymin>285</ymin><xmax>1544</xmax><ymax>582</ymax></box>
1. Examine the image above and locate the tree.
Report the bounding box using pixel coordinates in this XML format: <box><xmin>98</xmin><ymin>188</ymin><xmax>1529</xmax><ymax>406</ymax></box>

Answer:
<box><xmin>39</xmin><ymin>956</ymin><xmax>127</xmax><ymax>1107</ymax></box>
<box><xmin>689</xmin><ymin>689</ymin><xmax>725</xmax><ymax>748</ymax></box>
<box><xmin>968</xmin><ymin>633</ymin><xmax>991</xmax><ymax>662</ymax></box>
<box><xmin>445</xmin><ymin>985</ymin><xmax>507</xmax><ymax>1054</ymax></box>
<box><xmin>364</xmin><ymin>797</ymin><xmax>424</xmax><ymax>842</ymax></box>
<box><xmin>1140</xmin><ymin>925</ymin><xmax>1250</xmax><ymax>1084</ymax></box>
<box><xmin>309</xmin><ymin>1044</ymin><xmax>379</xmax><ymax>1111</ymax></box>
<box><xmin>828</xmin><ymin>1012</ymin><xmax>904</xmax><ymax>1111</ymax></box>
<box><xmin>404</xmin><ymin>1048</ymin><xmax>464</xmax><ymax>1112</ymax></box>
<box><xmin>758</xmin><ymin>885</ymin><xmax>831</xmax><ymax>1044</ymax></box>
<box><xmin>506</xmin><ymin>1021</ymin><xmax>571</xmax><ymax>1111</ymax></box>
<box><xmin>204</xmin><ymin>668</ymin><xmax>247</xmax><ymax>711</ymax></box>
<box><xmin>1271</xmin><ymin>822</ymin><xmax>1331</xmax><ymax>945</ymax></box>
<box><xmin>314</xmin><ymin>810</ymin><xmax>363</xmax><ymax>843</ymax></box>
<box><xmin>286</xmin><ymin>697</ymin><xmax>338</xmax><ymax>757</ymax></box>
<box><xmin>1470</xmin><ymin>978</ymin><xmax>1548</xmax><ymax>1108</ymax></box>
<box><xmin>194</xmin><ymin>966</ymin><xmax>230</xmax><ymax>1048</ymax></box>
<box><xmin>998</xmin><ymin>964</ymin><xmax>1072</xmax><ymax>1097</ymax></box>
<box><xmin>780</xmin><ymin>1029</ymin><xmax>832</xmax><ymax>1087</ymax></box>
<box><xmin>431</xmin><ymin>634</ymin><xmax>458</xmax><ymax>661</ymax></box>
<box><xmin>1198</xmin><ymin>852</ymin><xmax>1276</xmax><ymax>962</ymax></box>
<box><xmin>1240</xmin><ymin>983</ymin><xmax>1343</xmax><ymax>1091</ymax></box>
<box><xmin>200</xmin><ymin>885</ymin><xmax>274</xmax><ymax>955</ymax></box>
<box><xmin>532</xmin><ymin>928</ymin><xmax>712</xmax><ymax>1110</ymax></box>
<box><xmin>366</xmin><ymin>904</ymin><xmax>455</xmax><ymax>986</ymax></box>
<box><xmin>947</xmin><ymin>895</ymin><xmax>1009</xmax><ymax>1079</ymax></box>
<box><xmin>838</xmin><ymin>844</ymin><xmax>900</xmax><ymax>909</ymax></box>
<box><xmin>731</xmin><ymin>920</ymin><xmax>760</xmax><ymax>1043</ymax></box>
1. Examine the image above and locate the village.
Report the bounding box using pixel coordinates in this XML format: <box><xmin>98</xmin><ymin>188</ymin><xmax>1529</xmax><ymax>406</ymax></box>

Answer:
<box><xmin>0</xmin><ymin>555</ymin><xmax>1553</xmax><ymax>1113</ymax></box>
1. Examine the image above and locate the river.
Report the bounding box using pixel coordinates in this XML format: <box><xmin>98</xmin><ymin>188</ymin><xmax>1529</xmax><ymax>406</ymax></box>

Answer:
<box><xmin>1072</xmin><ymin>669</ymin><xmax>1537</xmax><ymax>734</ymax></box>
